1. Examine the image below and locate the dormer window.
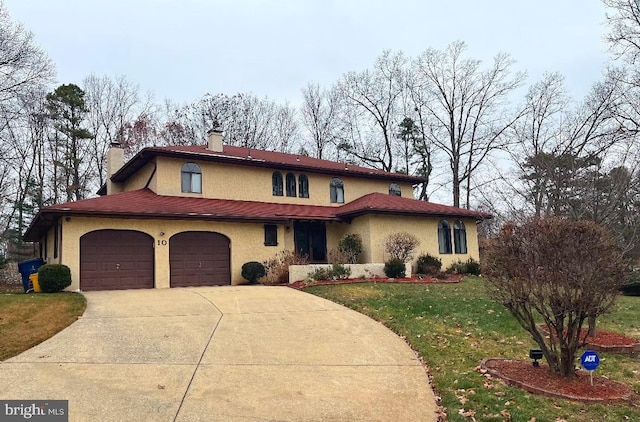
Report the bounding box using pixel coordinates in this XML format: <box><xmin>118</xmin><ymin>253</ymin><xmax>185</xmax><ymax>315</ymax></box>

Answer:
<box><xmin>181</xmin><ymin>162</ymin><xmax>202</xmax><ymax>193</ymax></box>
<box><xmin>389</xmin><ymin>183</ymin><xmax>401</xmax><ymax>196</ymax></box>
<box><xmin>286</xmin><ymin>173</ymin><xmax>297</xmax><ymax>197</ymax></box>
<box><xmin>330</xmin><ymin>177</ymin><xmax>344</xmax><ymax>203</ymax></box>
<box><xmin>298</xmin><ymin>174</ymin><xmax>309</xmax><ymax>198</ymax></box>
<box><xmin>272</xmin><ymin>172</ymin><xmax>283</xmax><ymax>196</ymax></box>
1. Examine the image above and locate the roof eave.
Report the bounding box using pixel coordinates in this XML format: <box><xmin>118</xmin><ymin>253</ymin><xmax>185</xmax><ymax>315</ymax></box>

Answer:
<box><xmin>110</xmin><ymin>148</ymin><xmax>425</xmax><ymax>184</ymax></box>
<box><xmin>337</xmin><ymin>208</ymin><xmax>491</xmax><ymax>220</ymax></box>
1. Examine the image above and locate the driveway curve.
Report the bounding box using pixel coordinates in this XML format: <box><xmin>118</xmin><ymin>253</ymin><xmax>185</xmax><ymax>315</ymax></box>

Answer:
<box><xmin>0</xmin><ymin>286</ymin><xmax>437</xmax><ymax>421</ymax></box>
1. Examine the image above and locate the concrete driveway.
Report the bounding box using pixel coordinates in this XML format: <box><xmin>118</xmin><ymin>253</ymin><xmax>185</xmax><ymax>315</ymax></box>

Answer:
<box><xmin>0</xmin><ymin>286</ymin><xmax>437</xmax><ymax>421</ymax></box>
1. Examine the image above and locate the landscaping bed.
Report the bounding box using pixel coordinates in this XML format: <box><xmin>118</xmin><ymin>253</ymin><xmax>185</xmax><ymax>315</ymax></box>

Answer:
<box><xmin>481</xmin><ymin>358</ymin><xmax>635</xmax><ymax>403</ymax></box>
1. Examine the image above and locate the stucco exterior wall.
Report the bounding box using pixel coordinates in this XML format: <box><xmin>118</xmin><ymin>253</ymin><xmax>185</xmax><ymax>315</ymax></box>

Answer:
<box><xmin>150</xmin><ymin>157</ymin><xmax>414</xmax><ymax>205</ymax></box>
<box><xmin>123</xmin><ymin>161</ymin><xmax>157</xmax><ymax>193</ymax></box>
<box><xmin>352</xmin><ymin>215</ymin><xmax>480</xmax><ymax>269</ymax></box>
<box><xmin>58</xmin><ymin>216</ymin><xmax>291</xmax><ymax>290</ymax></box>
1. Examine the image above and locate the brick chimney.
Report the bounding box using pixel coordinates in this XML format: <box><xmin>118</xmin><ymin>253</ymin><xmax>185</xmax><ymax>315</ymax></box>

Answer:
<box><xmin>106</xmin><ymin>142</ymin><xmax>124</xmax><ymax>195</ymax></box>
<box><xmin>207</xmin><ymin>129</ymin><xmax>223</xmax><ymax>152</ymax></box>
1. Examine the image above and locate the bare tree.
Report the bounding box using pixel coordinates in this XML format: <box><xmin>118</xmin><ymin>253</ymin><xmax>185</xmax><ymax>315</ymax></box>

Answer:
<box><xmin>0</xmin><ymin>2</ymin><xmax>53</xmax><ymax>111</ymax></box>
<box><xmin>484</xmin><ymin>218</ymin><xmax>627</xmax><ymax>378</ymax></box>
<box><xmin>604</xmin><ymin>0</ymin><xmax>640</xmax><ymax>64</ymax></box>
<box><xmin>83</xmin><ymin>74</ymin><xmax>152</xmax><ymax>185</ymax></box>
<box><xmin>337</xmin><ymin>50</ymin><xmax>407</xmax><ymax>172</ymax></box>
<box><xmin>300</xmin><ymin>82</ymin><xmax>341</xmax><ymax>159</ymax></box>
<box><xmin>410</xmin><ymin>41</ymin><xmax>526</xmax><ymax>208</ymax></box>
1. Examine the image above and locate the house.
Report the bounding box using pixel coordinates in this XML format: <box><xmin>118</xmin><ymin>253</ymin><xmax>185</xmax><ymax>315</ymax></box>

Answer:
<box><xmin>23</xmin><ymin>130</ymin><xmax>491</xmax><ymax>291</ymax></box>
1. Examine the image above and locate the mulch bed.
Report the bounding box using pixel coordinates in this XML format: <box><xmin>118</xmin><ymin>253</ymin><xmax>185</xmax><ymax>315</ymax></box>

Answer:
<box><xmin>288</xmin><ymin>274</ymin><xmax>463</xmax><ymax>289</ymax></box>
<box><xmin>480</xmin><ymin>358</ymin><xmax>636</xmax><ymax>403</ymax></box>
<box><xmin>538</xmin><ymin>324</ymin><xmax>640</xmax><ymax>354</ymax></box>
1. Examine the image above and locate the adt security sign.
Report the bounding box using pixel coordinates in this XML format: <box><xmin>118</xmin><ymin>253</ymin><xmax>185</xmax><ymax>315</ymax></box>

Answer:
<box><xmin>581</xmin><ymin>350</ymin><xmax>600</xmax><ymax>385</ymax></box>
<box><xmin>580</xmin><ymin>350</ymin><xmax>600</xmax><ymax>371</ymax></box>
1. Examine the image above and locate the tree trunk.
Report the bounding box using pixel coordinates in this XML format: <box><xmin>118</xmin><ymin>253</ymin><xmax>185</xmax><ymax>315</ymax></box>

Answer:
<box><xmin>588</xmin><ymin>315</ymin><xmax>597</xmax><ymax>337</ymax></box>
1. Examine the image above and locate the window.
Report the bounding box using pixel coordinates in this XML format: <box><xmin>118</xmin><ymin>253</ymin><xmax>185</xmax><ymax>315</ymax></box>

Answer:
<box><xmin>454</xmin><ymin>220</ymin><xmax>467</xmax><ymax>254</ymax></box>
<box><xmin>298</xmin><ymin>174</ymin><xmax>309</xmax><ymax>198</ymax></box>
<box><xmin>330</xmin><ymin>177</ymin><xmax>344</xmax><ymax>203</ymax></box>
<box><xmin>264</xmin><ymin>225</ymin><xmax>278</xmax><ymax>246</ymax></box>
<box><xmin>272</xmin><ymin>172</ymin><xmax>283</xmax><ymax>196</ymax></box>
<box><xmin>286</xmin><ymin>173</ymin><xmax>297</xmax><ymax>197</ymax></box>
<box><xmin>438</xmin><ymin>220</ymin><xmax>452</xmax><ymax>254</ymax></box>
<box><xmin>389</xmin><ymin>183</ymin><xmax>401</xmax><ymax>196</ymax></box>
<box><xmin>53</xmin><ymin>223</ymin><xmax>59</xmax><ymax>258</ymax></box>
<box><xmin>181</xmin><ymin>162</ymin><xmax>202</xmax><ymax>193</ymax></box>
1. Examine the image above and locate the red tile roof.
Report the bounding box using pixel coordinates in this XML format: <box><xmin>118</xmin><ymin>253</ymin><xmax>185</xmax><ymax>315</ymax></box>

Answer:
<box><xmin>337</xmin><ymin>193</ymin><xmax>493</xmax><ymax>219</ymax></box>
<box><xmin>24</xmin><ymin>189</ymin><xmax>491</xmax><ymax>241</ymax></box>
<box><xmin>108</xmin><ymin>144</ymin><xmax>424</xmax><ymax>186</ymax></box>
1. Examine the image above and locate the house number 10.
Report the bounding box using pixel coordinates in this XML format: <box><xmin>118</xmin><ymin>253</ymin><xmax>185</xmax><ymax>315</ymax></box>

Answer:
<box><xmin>157</xmin><ymin>239</ymin><xmax>168</xmax><ymax>246</ymax></box>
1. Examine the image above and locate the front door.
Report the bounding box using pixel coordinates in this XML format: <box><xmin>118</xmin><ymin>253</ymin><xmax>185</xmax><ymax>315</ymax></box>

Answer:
<box><xmin>294</xmin><ymin>222</ymin><xmax>327</xmax><ymax>262</ymax></box>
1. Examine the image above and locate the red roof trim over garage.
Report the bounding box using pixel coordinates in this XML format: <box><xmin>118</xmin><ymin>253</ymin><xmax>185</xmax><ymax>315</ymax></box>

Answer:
<box><xmin>24</xmin><ymin>189</ymin><xmax>491</xmax><ymax>241</ymax></box>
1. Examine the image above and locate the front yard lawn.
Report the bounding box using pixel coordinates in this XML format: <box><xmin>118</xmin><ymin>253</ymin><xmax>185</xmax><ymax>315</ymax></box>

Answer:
<box><xmin>306</xmin><ymin>277</ymin><xmax>640</xmax><ymax>421</ymax></box>
<box><xmin>0</xmin><ymin>292</ymin><xmax>86</xmax><ymax>361</ymax></box>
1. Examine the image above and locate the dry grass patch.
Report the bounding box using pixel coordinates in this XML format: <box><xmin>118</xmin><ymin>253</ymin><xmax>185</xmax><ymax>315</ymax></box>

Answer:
<box><xmin>0</xmin><ymin>293</ymin><xmax>86</xmax><ymax>361</ymax></box>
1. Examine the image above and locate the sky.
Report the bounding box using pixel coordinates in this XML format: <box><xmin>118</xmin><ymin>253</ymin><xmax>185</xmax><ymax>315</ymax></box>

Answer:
<box><xmin>5</xmin><ymin>0</ymin><xmax>612</xmax><ymax>106</ymax></box>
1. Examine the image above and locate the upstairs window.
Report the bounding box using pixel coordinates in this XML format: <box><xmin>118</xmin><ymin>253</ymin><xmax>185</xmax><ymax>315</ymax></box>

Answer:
<box><xmin>454</xmin><ymin>220</ymin><xmax>467</xmax><ymax>254</ymax></box>
<box><xmin>181</xmin><ymin>162</ymin><xmax>202</xmax><ymax>193</ymax></box>
<box><xmin>438</xmin><ymin>220</ymin><xmax>452</xmax><ymax>254</ymax></box>
<box><xmin>298</xmin><ymin>174</ymin><xmax>309</xmax><ymax>198</ymax></box>
<box><xmin>330</xmin><ymin>177</ymin><xmax>344</xmax><ymax>203</ymax></box>
<box><xmin>389</xmin><ymin>183</ymin><xmax>401</xmax><ymax>196</ymax></box>
<box><xmin>286</xmin><ymin>173</ymin><xmax>297</xmax><ymax>197</ymax></box>
<box><xmin>272</xmin><ymin>172</ymin><xmax>283</xmax><ymax>196</ymax></box>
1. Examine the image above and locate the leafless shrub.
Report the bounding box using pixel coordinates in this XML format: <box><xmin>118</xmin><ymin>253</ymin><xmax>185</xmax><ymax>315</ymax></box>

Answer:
<box><xmin>327</xmin><ymin>248</ymin><xmax>350</xmax><ymax>264</ymax></box>
<box><xmin>261</xmin><ymin>251</ymin><xmax>308</xmax><ymax>284</ymax></box>
<box><xmin>484</xmin><ymin>217</ymin><xmax>627</xmax><ymax>378</ymax></box>
<box><xmin>384</xmin><ymin>232</ymin><xmax>420</xmax><ymax>262</ymax></box>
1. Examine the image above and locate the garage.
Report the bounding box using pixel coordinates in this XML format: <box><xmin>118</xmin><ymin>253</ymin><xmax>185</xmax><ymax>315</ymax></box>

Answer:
<box><xmin>170</xmin><ymin>231</ymin><xmax>231</xmax><ymax>287</ymax></box>
<box><xmin>80</xmin><ymin>230</ymin><xmax>155</xmax><ymax>291</ymax></box>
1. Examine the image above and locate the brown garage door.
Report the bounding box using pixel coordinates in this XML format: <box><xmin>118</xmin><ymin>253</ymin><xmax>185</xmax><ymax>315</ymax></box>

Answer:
<box><xmin>170</xmin><ymin>231</ymin><xmax>230</xmax><ymax>287</ymax></box>
<box><xmin>80</xmin><ymin>230</ymin><xmax>154</xmax><ymax>291</ymax></box>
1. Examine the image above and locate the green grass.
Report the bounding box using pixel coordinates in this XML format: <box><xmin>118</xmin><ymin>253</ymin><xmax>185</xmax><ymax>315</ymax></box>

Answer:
<box><xmin>0</xmin><ymin>292</ymin><xmax>86</xmax><ymax>361</ymax></box>
<box><xmin>306</xmin><ymin>278</ymin><xmax>640</xmax><ymax>422</ymax></box>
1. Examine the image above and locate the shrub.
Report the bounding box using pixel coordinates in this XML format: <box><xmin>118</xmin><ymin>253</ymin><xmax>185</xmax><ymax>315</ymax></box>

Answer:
<box><xmin>415</xmin><ymin>254</ymin><xmax>442</xmax><ymax>275</ymax></box>
<box><xmin>327</xmin><ymin>248</ymin><xmax>350</xmax><ymax>264</ymax></box>
<box><xmin>445</xmin><ymin>260</ymin><xmax>466</xmax><ymax>274</ymax></box>
<box><xmin>338</xmin><ymin>233</ymin><xmax>363</xmax><ymax>264</ymax></box>
<box><xmin>620</xmin><ymin>268</ymin><xmax>640</xmax><ymax>296</ymax></box>
<box><xmin>262</xmin><ymin>251</ymin><xmax>308</xmax><ymax>284</ymax></box>
<box><xmin>484</xmin><ymin>217</ymin><xmax>627</xmax><ymax>378</ymax></box>
<box><xmin>330</xmin><ymin>263</ymin><xmax>351</xmax><ymax>279</ymax></box>
<box><xmin>241</xmin><ymin>261</ymin><xmax>266</xmax><ymax>284</ymax></box>
<box><xmin>37</xmin><ymin>264</ymin><xmax>71</xmax><ymax>293</ymax></box>
<box><xmin>308</xmin><ymin>267</ymin><xmax>332</xmax><ymax>281</ymax></box>
<box><xmin>384</xmin><ymin>258</ymin><xmax>406</xmax><ymax>278</ymax></box>
<box><xmin>435</xmin><ymin>271</ymin><xmax>449</xmax><ymax>280</ymax></box>
<box><xmin>307</xmin><ymin>263</ymin><xmax>351</xmax><ymax>281</ymax></box>
<box><xmin>464</xmin><ymin>258</ymin><xmax>481</xmax><ymax>275</ymax></box>
<box><xmin>384</xmin><ymin>232</ymin><xmax>420</xmax><ymax>262</ymax></box>
<box><xmin>445</xmin><ymin>258</ymin><xmax>481</xmax><ymax>275</ymax></box>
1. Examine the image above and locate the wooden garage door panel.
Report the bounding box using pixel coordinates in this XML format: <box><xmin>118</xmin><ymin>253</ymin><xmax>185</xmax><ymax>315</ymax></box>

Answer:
<box><xmin>80</xmin><ymin>230</ymin><xmax>154</xmax><ymax>291</ymax></box>
<box><xmin>170</xmin><ymin>231</ymin><xmax>230</xmax><ymax>287</ymax></box>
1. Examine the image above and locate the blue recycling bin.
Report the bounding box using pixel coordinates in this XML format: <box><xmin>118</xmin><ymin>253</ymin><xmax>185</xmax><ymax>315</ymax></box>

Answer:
<box><xmin>17</xmin><ymin>258</ymin><xmax>45</xmax><ymax>293</ymax></box>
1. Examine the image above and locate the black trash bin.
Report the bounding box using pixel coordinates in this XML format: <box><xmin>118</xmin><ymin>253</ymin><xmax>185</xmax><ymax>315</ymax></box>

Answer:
<box><xmin>17</xmin><ymin>258</ymin><xmax>45</xmax><ymax>293</ymax></box>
